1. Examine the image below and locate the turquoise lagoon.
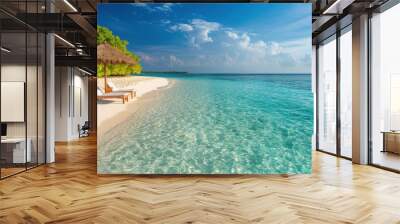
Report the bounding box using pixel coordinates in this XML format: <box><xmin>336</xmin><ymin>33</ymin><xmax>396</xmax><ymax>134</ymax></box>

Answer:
<box><xmin>98</xmin><ymin>74</ymin><xmax>313</xmax><ymax>174</ymax></box>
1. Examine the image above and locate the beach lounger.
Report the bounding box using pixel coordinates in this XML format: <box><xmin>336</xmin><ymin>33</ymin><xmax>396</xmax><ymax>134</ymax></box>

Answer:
<box><xmin>107</xmin><ymin>81</ymin><xmax>136</xmax><ymax>99</ymax></box>
<box><xmin>97</xmin><ymin>87</ymin><xmax>129</xmax><ymax>104</ymax></box>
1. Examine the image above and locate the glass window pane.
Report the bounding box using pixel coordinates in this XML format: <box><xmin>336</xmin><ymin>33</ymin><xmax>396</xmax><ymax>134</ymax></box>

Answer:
<box><xmin>318</xmin><ymin>36</ymin><xmax>337</xmax><ymax>154</ymax></box>
<box><xmin>1</xmin><ymin>31</ymin><xmax>27</xmax><ymax>177</ymax></box>
<box><xmin>340</xmin><ymin>28</ymin><xmax>352</xmax><ymax>158</ymax></box>
<box><xmin>27</xmin><ymin>31</ymin><xmax>38</xmax><ymax>169</ymax></box>
<box><xmin>371</xmin><ymin>3</ymin><xmax>400</xmax><ymax>171</ymax></box>
<box><xmin>0</xmin><ymin>1</ymin><xmax>46</xmax><ymax>179</ymax></box>
<box><xmin>38</xmin><ymin>33</ymin><xmax>45</xmax><ymax>165</ymax></box>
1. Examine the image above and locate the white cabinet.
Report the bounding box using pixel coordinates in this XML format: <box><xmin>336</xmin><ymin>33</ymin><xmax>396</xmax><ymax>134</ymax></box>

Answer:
<box><xmin>1</xmin><ymin>138</ymin><xmax>32</xmax><ymax>163</ymax></box>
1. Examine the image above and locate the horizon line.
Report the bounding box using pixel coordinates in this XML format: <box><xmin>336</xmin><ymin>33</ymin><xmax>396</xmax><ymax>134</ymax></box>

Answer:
<box><xmin>141</xmin><ymin>72</ymin><xmax>311</xmax><ymax>75</ymax></box>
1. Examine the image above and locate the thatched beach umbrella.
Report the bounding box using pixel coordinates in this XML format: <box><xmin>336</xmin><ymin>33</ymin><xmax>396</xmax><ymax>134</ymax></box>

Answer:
<box><xmin>97</xmin><ymin>43</ymin><xmax>137</xmax><ymax>93</ymax></box>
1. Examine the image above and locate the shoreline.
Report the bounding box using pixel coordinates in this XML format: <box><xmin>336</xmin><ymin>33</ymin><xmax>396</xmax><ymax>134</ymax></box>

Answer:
<box><xmin>97</xmin><ymin>76</ymin><xmax>171</xmax><ymax>138</ymax></box>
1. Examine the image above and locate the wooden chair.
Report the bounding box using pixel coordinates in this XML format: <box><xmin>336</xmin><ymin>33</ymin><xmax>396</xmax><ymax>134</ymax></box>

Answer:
<box><xmin>97</xmin><ymin>87</ymin><xmax>129</xmax><ymax>104</ymax></box>
<box><xmin>78</xmin><ymin>121</ymin><xmax>90</xmax><ymax>138</ymax></box>
<box><xmin>107</xmin><ymin>81</ymin><xmax>136</xmax><ymax>99</ymax></box>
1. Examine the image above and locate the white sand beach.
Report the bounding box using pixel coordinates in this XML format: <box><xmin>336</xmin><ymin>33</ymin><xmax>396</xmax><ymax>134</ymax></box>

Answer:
<box><xmin>97</xmin><ymin>76</ymin><xmax>169</xmax><ymax>137</ymax></box>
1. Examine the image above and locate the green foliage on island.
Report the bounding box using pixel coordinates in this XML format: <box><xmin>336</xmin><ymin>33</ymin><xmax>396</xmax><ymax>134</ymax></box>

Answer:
<box><xmin>97</xmin><ymin>25</ymin><xmax>142</xmax><ymax>77</ymax></box>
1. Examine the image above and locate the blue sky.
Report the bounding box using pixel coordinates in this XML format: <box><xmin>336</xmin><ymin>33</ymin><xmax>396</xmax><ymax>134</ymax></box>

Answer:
<box><xmin>98</xmin><ymin>3</ymin><xmax>311</xmax><ymax>73</ymax></box>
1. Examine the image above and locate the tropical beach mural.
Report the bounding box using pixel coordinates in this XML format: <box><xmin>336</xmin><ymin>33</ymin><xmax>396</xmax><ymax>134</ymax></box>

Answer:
<box><xmin>97</xmin><ymin>3</ymin><xmax>313</xmax><ymax>174</ymax></box>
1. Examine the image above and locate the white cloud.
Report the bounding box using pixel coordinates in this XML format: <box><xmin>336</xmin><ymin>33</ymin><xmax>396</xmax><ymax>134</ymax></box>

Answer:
<box><xmin>279</xmin><ymin>38</ymin><xmax>311</xmax><ymax>53</ymax></box>
<box><xmin>161</xmin><ymin>19</ymin><xmax>171</xmax><ymax>25</ymax></box>
<box><xmin>169</xmin><ymin>55</ymin><xmax>183</xmax><ymax>67</ymax></box>
<box><xmin>236</xmin><ymin>32</ymin><xmax>268</xmax><ymax>58</ymax></box>
<box><xmin>137</xmin><ymin>52</ymin><xmax>157</xmax><ymax>64</ymax></box>
<box><xmin>191</xmin><ymin>19</ymin><xmax>220</xmax><ymax>43</ymax></box>
<box><xmin>278</xmin><ymin>38</ymin><xmax>311</xmax><ymax>65</ymax></box>
<box><xmin>269</xmin><ymin>42</ymin><xmax>282</xmax><ymax>55</ymax></box>
<box><xmin>130</xmin><ymin>3</ymin><xmax>175</xmax><ymax>12</ymax></box>
<box><xmin>224</xmin><ymin>54</ymin><xmax>235</xmax><ymax>65</ymax></box>
<box><xmin>226</xmin><ymin>31</ymin><xmax>289</xmax><ymax>58</ymax></box>
<box><xmin>131</xmin><ymin>3</ymin><xmax>147</xmax><ymax>7</ymax></box>
<box><xmin>155</xmin><ymin>3</ymin><xmax>173</xmax><ymax>12</ymax></box>
<box><xmin>144</xmin><ymin>19</ymin><xmax>310</xmax><ymax>73</ymax></box>
<box><xmin>170</xmin><ymin>19</ymin><xmax>221</xmax><ymax>47</ymax></box>
<box><xmin>171</xmin><ymin>23</ymin><xmax>193</xmax><ymax>32</ymax></box>
<box><xmin>141</xmin><ymin>54</ymin><xmax>154</xmax><ymax>63</ymax></box>
<box><xmin>226</xmin><ymin>31</ymin><xmax>239</xmax><ymax>40</ymax></box>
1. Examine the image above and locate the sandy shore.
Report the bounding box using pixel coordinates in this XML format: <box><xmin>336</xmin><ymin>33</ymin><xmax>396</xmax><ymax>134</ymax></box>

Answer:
<box><xmin>97</xmin><ymin>76</ymin><xmax>169</xmax><ymax>137</ymax></box>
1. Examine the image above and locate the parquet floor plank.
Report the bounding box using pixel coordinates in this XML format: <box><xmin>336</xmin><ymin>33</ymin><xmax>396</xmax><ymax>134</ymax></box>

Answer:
<box><xmin>0</xmin><ymin>135</ymin><xmax>400</xmax><ymax>223</ymax></box>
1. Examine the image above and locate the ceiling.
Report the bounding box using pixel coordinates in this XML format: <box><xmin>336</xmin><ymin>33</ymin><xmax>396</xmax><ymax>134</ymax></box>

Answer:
<box><xmin>311</xmin><ymin>0</ymin><xmax>390</xmax><ymax>43</ymax></box>
<box><xmin>0</xmin><ymin>0</ymin><xmax>97</xmax><ymax>73</ymax></box>
<box><xmin>0</xmin><ymin>0</ymin><xmax>395</xmax><ymax>74</ymax></box>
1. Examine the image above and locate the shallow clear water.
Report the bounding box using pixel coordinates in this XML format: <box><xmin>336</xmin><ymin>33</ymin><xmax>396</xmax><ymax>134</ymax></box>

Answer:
<box><xmin>98</xmin><ymin>74</ymin><xmax>313</xmax><ymax>174</ymax></box>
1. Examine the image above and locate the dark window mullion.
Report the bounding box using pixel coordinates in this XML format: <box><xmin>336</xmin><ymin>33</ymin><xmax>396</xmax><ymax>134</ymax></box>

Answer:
<box><xmin>36</xmin><ymin>0</ymin><xmax>39</xmax><ymax>167</ymax></box>
<box><xmin>367</xmin><ymin>11</ymin><xmax>373</xmax><ymax>165</ymax></box>
<box><xmin>44</xmin><ymin>0</ymin><xmax>48</xmax><ymax>165</ymax></box>
<box><xmin>316</xmin><ymin>45</ymin><xmax>319</xmax><ymax>150</ymax></box>
<box><xmin>25</xmin><ymin>0</ymin><xmax>28</xmax><ymax>171</ymax></box>
<box><xmin>336</xmin><ymin>28</ymin><xmax>341</xmax><ymax>157</ymax></box>
<box><xmin>0</xmin><ymin>24</ymin><xmax>2</xmax><ymax>179</ymax></box>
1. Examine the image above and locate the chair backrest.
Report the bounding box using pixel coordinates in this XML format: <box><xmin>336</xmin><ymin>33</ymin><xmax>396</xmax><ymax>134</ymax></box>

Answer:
<box><xmin>97</xmin><ymin>87</ymin><xmax>105</xmax><ymax>96</ymax></box>
<box><xmin>82</xmin><ymin>121</ymin><xmax>90</xmax><ymax>129</ymax></box>
<box><xmin>108</xmin><ymin>81</ymin><xmax>117</xmax><ymax>90</ymax></box>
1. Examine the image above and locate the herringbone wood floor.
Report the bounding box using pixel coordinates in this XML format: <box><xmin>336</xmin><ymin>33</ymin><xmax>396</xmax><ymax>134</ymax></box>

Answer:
<box><xmin>1</xmin><ymin>135</ymin><xmax>400</xmax><ymax>224</ymax></box>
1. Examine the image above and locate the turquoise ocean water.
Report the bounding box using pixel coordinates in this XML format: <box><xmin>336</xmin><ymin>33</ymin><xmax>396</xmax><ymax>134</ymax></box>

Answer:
<box><xmin>98</xmin><ymin>74</ymin><xmax>313</xmax><ymax>174</ymax></box>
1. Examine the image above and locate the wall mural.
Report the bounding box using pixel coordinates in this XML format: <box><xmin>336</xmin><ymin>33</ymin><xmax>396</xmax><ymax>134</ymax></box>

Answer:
<box><xmin>97</xmin><ymin>3</ymin><xmax>313</xmax><ymax>174</ymax></box>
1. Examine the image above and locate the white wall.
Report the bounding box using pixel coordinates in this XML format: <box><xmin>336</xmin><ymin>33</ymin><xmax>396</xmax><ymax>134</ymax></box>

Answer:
<box><xmin>71</xmin><ymin>72</ymin><xmax>89</xmax><ymax>138</ymax></box>
<box><xmin>1</xmin><ymin>65</ymin><xmax>26</xmax><ymax>140</ymax></box>
<box><xmin>55</xmin><ymin>67</ymin><xmax>70</xmax><ymax>141</ymax></box>
<box><xmin>54</xmin><ymin>67</ymin><xmax>89</xmax><ymax>141</ymax></box>
<box><xmin>1</xmin><ymin>82</ymin><xmax>25</xmax><ymax>122</ymax></box>
<box><xmin>1</xmin><ymin>65</ymin><xmax>25</xmax><ymax>81</ymax></box>
<box><xmin>1</xmin><ymin>65</ymin><xmax>39</xmax><ymax>137</ymax></box>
